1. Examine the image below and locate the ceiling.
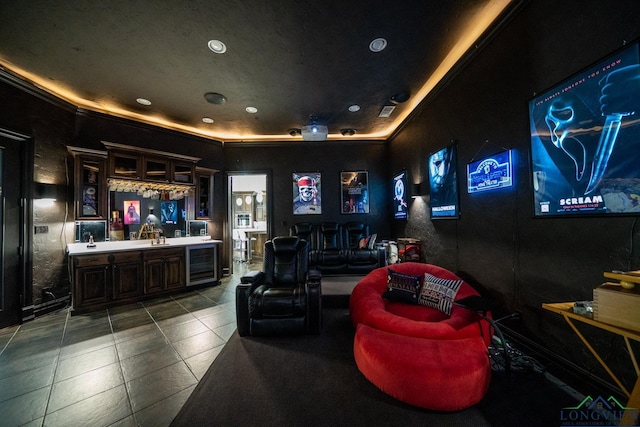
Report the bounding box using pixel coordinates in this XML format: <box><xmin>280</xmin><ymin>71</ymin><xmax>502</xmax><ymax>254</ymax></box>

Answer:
<box><xmin>0</xmin><ymin>0</ymin><xmax>514</xmax><ymax>143</ymax></box>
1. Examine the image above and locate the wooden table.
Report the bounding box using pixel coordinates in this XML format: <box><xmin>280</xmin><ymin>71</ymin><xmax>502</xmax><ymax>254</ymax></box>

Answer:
<box><xmin>542</xmin><ymin>302</ymin><xmax>640</xmax><ymax>426</ymax></box>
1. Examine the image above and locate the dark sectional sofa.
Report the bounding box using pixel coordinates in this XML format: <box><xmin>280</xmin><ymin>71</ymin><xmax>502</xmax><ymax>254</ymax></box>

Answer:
<box><xmin>289</xmin><ymin>221</ymin><xmax>386</xmax><ymax>275</ymax></box>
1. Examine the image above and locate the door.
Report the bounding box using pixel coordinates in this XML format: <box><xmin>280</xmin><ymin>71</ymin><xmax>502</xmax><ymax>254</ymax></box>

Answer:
<box><xmin>0</xmin><ymin>130</ymin><xmax>29</xmax><ymax>328</ymax></box>
<box><xmin>227</xmin><ymin>173</ymin><xmax>270</xmax><ymax>274</ymax></box>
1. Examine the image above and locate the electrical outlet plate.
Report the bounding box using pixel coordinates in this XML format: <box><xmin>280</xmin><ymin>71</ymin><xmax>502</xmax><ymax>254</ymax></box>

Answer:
<box><xmin>34</xmin><ymin>225</ymin><xmax>49</xmax><ymax>234</ymax></box>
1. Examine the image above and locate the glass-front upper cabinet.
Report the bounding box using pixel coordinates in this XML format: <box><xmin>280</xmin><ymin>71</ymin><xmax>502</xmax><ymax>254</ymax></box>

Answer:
<box><xmin>172</xmin><ymin>161</ymin><xmax>194</xmax><ymax>184</ymax></box>
<box><xmin>143</xmin><ymin>157</ymin><xmax>170</xmax><ymax>182</ymax></box>
<box><xmin>196</xmin><ymin>170</ymin><xmax>213</xmax><ymax>219</ymax></box>
<box><xmin>68</xmin><ymin>147</ymin><xmax>108</xmax><ymax>219</ymax></box>
<box><xmin>109</xmin><ymin>151</ymin><xmax>140</xmax><ymax>179</ymax></box>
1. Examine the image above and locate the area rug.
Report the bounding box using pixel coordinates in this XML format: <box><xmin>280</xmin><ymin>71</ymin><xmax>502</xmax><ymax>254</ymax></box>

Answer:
<box><xmin>321</xmin><ymin>275</ymin><xmax>363</xmax><ymax>308</ymax></box>
<box><xmin>172</xmin><ymin>308</ymin><xmax>577</xmax><ymax>427</ymax></box>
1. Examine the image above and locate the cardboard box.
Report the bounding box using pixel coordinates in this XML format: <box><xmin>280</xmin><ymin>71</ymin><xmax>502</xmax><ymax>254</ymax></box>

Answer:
<box><xmin>593</xmin><ymin>283</ymin><xmax>640</xmax><ymax>332</ymax></box>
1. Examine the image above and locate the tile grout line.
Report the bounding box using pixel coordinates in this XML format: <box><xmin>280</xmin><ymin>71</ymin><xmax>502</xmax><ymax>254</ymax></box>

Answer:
<box><xmin>107</xmin><ymin>304</ymin><xmax>141</xmax><ymax>427</ymax></box>
<box><xmin>146</xmin><ymin>296</ymin><xmax>203</xmax><ymax>379</ymax></box>
<box><xmin>0</xmin><ymin>325</ymin><xmax>21</xmax><ymax>356</ymax></box>
<box><xmin>126</xmin><ymin>300</ymin><xmax>202</xmax><ymax>415</ymax></box>
<box><xmin>40</xmin><ymin>308</ymin><xmax>74</xmax><ymax>425</ymax></box>
<box><xmin>169</xmin><ymin>294</ymin><xmax>228</xmax><ymax>342</ymax></box>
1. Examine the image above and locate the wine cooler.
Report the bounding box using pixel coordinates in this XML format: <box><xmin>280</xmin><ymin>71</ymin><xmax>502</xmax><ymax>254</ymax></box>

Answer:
<box><xmin>186</xmin><ymin>243</ymin><xmax>219</xmax><ymax>286</ymax></box>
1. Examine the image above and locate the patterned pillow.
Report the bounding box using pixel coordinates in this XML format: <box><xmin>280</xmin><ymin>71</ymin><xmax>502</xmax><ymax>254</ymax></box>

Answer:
<box><xmin>367</xmin><ymin>233</ymin><xmax>377</xmax><ymax>249</ymax></box>
<box><xmin>358</xmin><ymin>236</ymin><xmax>371</xmax><ymax>248</ymax></box>
<box><xmin>382</xmin><ymin>269</ymin><xmax>422</xmax><ymax>304</ymax></box>
<box><xmin>418</xmin><ymin>273</ymin><xmax>463</xmax><ymax>315</ymax></box>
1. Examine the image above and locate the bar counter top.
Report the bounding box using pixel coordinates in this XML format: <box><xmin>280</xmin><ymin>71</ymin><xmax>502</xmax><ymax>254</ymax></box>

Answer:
<box><xmin>67</xmin><ymin>236</ymin><xmax>222</xmax><ymax>256</ymax></box>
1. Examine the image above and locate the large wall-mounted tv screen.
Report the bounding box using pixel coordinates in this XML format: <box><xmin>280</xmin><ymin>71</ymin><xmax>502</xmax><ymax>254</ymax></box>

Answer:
<box><xmin>393</xmin><ymin>170</ymin><xmax>408</xmax><ymax>219</ymax></box>
<box><xmin>467</xmin><ymin>150</ymin><xmax>513</xmax><ymax>194</ymax></box>
<box><xmin>428</xmin><ymin>144</ymin><xmax>459</xmax><ymax>219</ymax></box>
<box><xmin>529</xmin><ymin>41</ymin><xmax>640</xmax><ymax>217</ymax></box>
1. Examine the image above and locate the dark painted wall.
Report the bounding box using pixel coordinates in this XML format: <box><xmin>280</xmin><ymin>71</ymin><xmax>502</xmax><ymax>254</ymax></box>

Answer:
<box><xmin>0</xmin><ymin>80</ymin><xmax>76</xmax><ymax>308</ymax></box>
<box><xmin>224</xmin><ymin>141</ymin><xmax>390</xmax><ymax>238</ymax></box>
<box><xmin>389</xmin><ymin>0</ymin><xmax>640</xmax><ymax>388</ymax></box>
<box><xmin>0</xmin><ymin>81</ymin><xmax>225</xmax><ymax>306</ymax></box>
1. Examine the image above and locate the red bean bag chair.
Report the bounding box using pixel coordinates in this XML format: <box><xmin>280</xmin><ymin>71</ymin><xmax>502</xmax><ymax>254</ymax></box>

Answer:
<box><xmin>350</xmin><ymin>263</ymin><xmax>492</xmax><ymax>411</ymax></box>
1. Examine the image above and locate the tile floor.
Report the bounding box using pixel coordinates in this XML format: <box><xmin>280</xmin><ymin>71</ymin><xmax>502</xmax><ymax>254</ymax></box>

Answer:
<box><xmin>0</xmin><ymin>263</ymin><xmax>257</xmax><ymax>427</ymax></box>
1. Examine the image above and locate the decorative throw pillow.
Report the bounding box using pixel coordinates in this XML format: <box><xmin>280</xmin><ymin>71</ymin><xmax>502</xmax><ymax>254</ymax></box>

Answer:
<box><xmin>358</xmin><ymin>236</ymin><xmax>370</xmax><ymax>248</ymax></box>
<box><xmin>382</xmin><ymin>269</ymin><xmax>422</xmax><ymax>304</ymax></box>
<box><xmin>367</xmin><ymin>233</ymin><xmax>377</xmax><ymax>249</ymax></box>
<box><xmin>418</xmin><ymin>273</ymin><xmax>463</xmax><ymax>315</ymax></box>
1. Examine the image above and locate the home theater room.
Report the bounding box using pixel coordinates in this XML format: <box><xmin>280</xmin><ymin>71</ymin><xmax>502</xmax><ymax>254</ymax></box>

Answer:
<box><xmin>1</xmin><ymin>0</ymin><xmax>640</xmax><ymax>426</ymax></box>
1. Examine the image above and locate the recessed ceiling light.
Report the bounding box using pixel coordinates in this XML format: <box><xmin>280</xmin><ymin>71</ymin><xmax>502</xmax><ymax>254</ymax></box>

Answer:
<box><xmin>369</xmin><ymin>37</ymin><xmax>387</xmax><ymax>53</ymax></box>
<box><xmin>207</xmin><ymin>39</ymin><xmax>227</xmax><ymax>54</ymax></box>
<box><xmin>202</xmin><ymin>117</ymin><xmax>214</xmax><ymax>124</ymax></box>
<box><xmin>341</xmin><ymin>128</ymin><xmax>356</xmax><ymax>136</ymax></box>
<box><xmin>136</xmin><ymin>98</ymin><xmax>151</xmax><ymax>106</ymax></box>
<box><xmin>348</xmin><ymin>104</ymin><xmax>360</xmax><ymax>112</ymax></box>
<box><xmin>245</xmin><ymin>106</ymin><xmax>258</xmax><ymax>114</ymax></box>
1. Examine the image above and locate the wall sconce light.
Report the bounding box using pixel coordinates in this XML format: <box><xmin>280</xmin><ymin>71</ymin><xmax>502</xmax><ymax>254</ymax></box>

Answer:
<box><xmin>34</xmin><ymin>182</ymin><xmax>64</xmax><ymax>207</ymax></box>
<box><xmin>411</xmin><ymin>182</ymin><xmax>423</xmax><ymax>199</ymax></box>
<box><xmin>34</xmin><ymin>182</ymin><xmax>60</xmax><ymax>200</ymax></box>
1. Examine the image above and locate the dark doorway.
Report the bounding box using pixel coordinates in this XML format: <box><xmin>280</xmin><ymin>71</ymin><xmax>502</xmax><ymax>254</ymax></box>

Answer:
<box><xmin>0</xmin><ymin>130</ymin><xmax>29</xmax><ymax>328</ymax></box>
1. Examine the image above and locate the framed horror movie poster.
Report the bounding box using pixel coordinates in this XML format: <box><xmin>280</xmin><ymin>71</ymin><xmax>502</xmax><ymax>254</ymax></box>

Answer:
<box><xmin>428</xmin><ymin>144</ymin><xmax>460</xmax><ymax>219</ymax></box>
<box><xmin>529</xmin><ymin>40</ymin><xmax>640</xmax><ymax>217</ymax></box>
<box><xmin>293</xmin><ymin>172</ymin><xmax>321</xmax><ymax>214</ymax></box>
<box><xmin>341</xmin><ymin>171</ymin><xmax>369</xmax><ymax>214</ymax></box>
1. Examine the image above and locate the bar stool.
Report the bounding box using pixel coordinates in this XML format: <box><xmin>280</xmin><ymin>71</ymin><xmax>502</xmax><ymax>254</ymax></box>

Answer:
<box><xmin>233</xmin><ymin>229</ymin><xmax>249</xmax><ymax>263</ymax></box>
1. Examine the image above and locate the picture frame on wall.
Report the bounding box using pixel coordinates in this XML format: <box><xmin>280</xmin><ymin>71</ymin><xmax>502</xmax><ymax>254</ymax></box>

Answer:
<box><xmin>341</xmin><ymin>171</ymin><xmax>369</xmax><ymax>214</ymax></box>
<box><xmin>529</xmin><ymin>40</ymin><xmax>640</xmax><ymax>217</ymax></box>
<box><xmin>124</xmin><ymin>200</ymin><xmax>141</xmax><ymax>225</ymax></box>
<box><xmin>392</xmin><ymin>170</ymin><xmax>408</xmax><ymax>219</ymax></box>
<box><xmin>428</xmin><ymin>144</ymin><xmax>460</xmax><ymax>219</ymax></box>
<box><xmin>293</xmin><ymin>172</ymin><xmax>321</xmax><ymax>214</ymax></box>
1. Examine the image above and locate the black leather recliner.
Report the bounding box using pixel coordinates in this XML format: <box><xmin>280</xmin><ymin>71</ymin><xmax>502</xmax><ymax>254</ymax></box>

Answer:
<box><xmin>290</xmin><ymin>221</ymin><xmax>386</xmax><ymax>274</ymax></box>
<box><xmin>236</xmin><ymin>236</ymin><xmax>322</xmax><ymax>336</ymax></box>
<box><xmin>289</xmin><ymin>222</ymin><xmax>317</xmax><ymax>265</ymax></box>
<box><xmin>342</xmin><ymin>222</ymin><xmax>385</xmax><ymax>273</ymax></box>
<box><xmin>315</xmin><ymin>222</ymin><xmax>348</xmax><ymax>273</ymax></box>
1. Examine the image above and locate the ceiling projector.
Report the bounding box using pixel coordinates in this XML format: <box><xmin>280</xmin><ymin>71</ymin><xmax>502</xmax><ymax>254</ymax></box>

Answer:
<box><xmin>301</xmin><ymin>125</ymin><xmax>328</xmax><ymax>141</ymax></box>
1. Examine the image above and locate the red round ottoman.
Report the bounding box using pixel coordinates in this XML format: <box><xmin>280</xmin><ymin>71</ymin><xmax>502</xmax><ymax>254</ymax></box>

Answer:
<box><xmin>349</xmin><ymin>263</ymin><xmax>493</xmax><ymax>411</ymax></box>
<box><xmin>353</xmin><ymin>323</ymin><xmax>491</xmax><ymax>411</ymax></box>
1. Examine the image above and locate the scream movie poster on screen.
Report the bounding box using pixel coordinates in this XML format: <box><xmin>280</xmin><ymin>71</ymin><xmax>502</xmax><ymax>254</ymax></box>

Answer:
<box><xmin>529</xmin><ymin>41</ymin><xmax>640</xmax><ymax>217</ymax></box>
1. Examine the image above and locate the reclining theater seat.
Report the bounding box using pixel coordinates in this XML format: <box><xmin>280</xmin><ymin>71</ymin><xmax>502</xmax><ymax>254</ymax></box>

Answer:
<box><xmin>289</xmin><ymin>222</ymin><xmax>317</xmax><ymax>266</ymax></box>
<box><xmin>290</xmin><ymin>221</ymin><xmax>386</xmax><ymax>274</ymax></box>
<box><xmin>343</xmin><ymin>222</ymin><xmax>385</xmax><ymax>274</ymax></box>
<box><xmin>236</xmin><ymin>236</ymin><xmax>322</xmax><ymax>336</ymax></box>
<box><xmin>314</xmin><ymin>222</ymin><xmax>348</xmax><ymax>273</ymax></box>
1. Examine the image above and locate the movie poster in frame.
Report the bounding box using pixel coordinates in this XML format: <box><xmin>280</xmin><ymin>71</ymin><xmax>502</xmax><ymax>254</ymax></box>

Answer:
<box><xmin>293</xmin><ymin>172</ymin><xmax>321</xmax><ymax>214</ymax></box>
<box><xmin>428</xmin><ymin>144</ymin><xmax>460</xmax><ymax>219</ymax></box>
<box><xmin>393</xmin><ymin>170</ymin><xmax>408</xmax><ymax>219</ymax></box>
<box><xmin>529</xmin><ymin>40</ymin><xmax>640</xmax><ymax>217</ymax></box>
<box><xmin>124</xmin><ymin>200</ymin><xmax>141</xmax><ymax>225</ymax></box>
<box><xmin>341</xmin><ymin>171</ymin><xmax>369</xmax><ymax>214</ymax></box>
